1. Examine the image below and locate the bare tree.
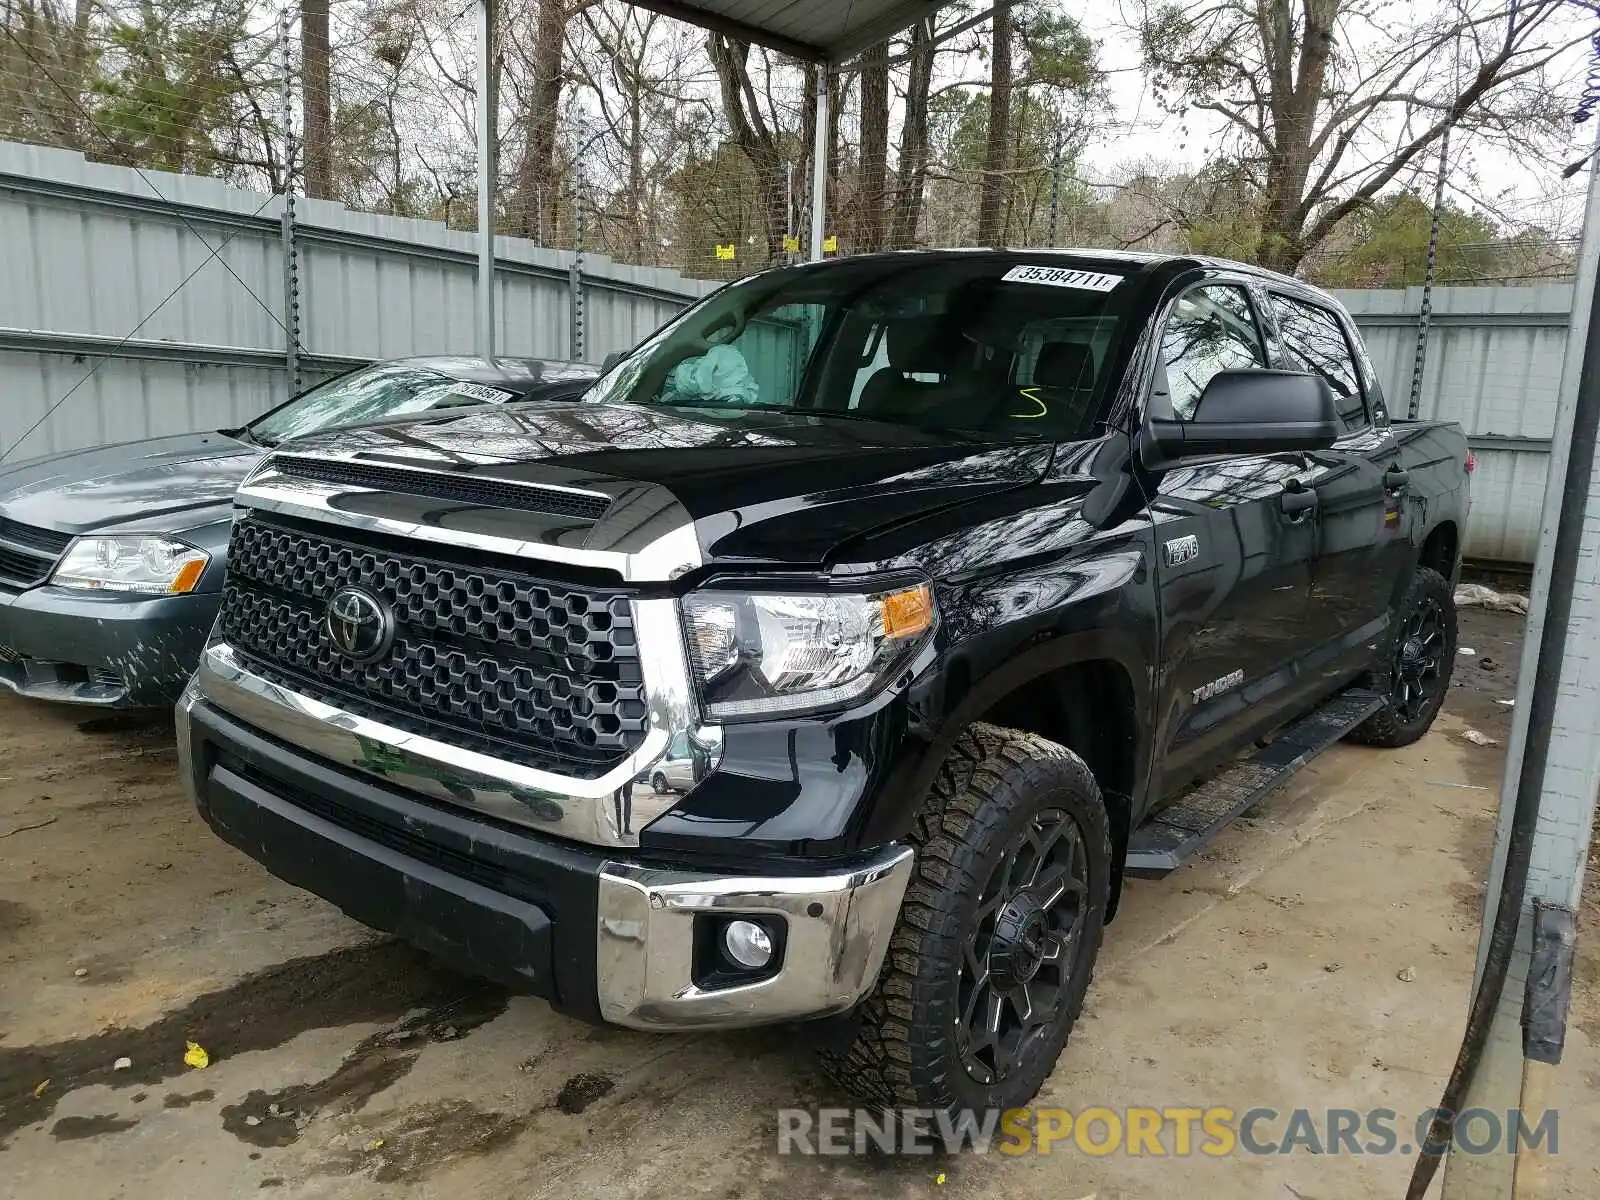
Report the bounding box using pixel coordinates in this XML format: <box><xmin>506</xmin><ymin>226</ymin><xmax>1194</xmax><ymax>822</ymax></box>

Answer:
<box><xmin>1138</xmin><ymin>0</ymin><xmax>1585</xmax><ymax>272</ymax></box>
<box><xmin>890</xmin><ymin>18</ymin><xmax>936</xmax><ymax>249</ymax></box>
<box><xmin>857</xmin><ymin>39</ymin><xmax>890</xmax><ymax>252</ymax></box>
<box><xmin>505</xmin><ymin>0</ymin><xmax>596</xmax><ymax>242</ymax></box>
<box><xmin>975</xmin><ymin>7</ymin><xmax>1014</xmax><ymax>246</ymax></box>
<box><xmin>301</xmin><ymin>0</ymin><xmax>332</xmax><ymax>196</ymax></box>
<box><xmin>706</xmin><ymin>34</ymin><xmax>800</xmax><ymax>263</ymax></box>
<box><xmin>567</xmin><ymin>3</ymin><xmax>710</xmax><ymax>263</ymax></box>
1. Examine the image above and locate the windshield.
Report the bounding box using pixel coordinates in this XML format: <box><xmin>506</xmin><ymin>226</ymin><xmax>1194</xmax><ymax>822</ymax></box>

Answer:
<box><xmin>582</xmin><ymin>258</ymin><xmax>1131</xmax><ymax>440</ymax></box>
<box><xmin>246</xmin><ymin>363</ymin><xmax>520</xmax><ymax>446</ymax></box>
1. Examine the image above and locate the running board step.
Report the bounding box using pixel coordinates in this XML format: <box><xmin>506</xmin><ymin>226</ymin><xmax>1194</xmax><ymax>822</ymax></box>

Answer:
<box><xmin>1124</xmin><ymin>688</ymin><xmax>1385</xmax><ymax>880</ymax></box>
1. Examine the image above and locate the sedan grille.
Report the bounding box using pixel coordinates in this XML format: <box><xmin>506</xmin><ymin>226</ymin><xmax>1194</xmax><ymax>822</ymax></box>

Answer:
<box><xmin>0</xmin><ymin>518</ymin><xmax>71</xmax><ymax>590</ymax></box>
<box><xmin>218</xmin><ymin>514</ymin><xmax>648</xmax><ymax>778</ymax></box>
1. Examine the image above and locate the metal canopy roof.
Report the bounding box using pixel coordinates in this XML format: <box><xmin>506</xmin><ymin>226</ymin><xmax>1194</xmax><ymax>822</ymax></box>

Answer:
<box><xmin>623</xmin><ymin>0</ymin><xmax>949</xmax><ymax>63</ymax></box>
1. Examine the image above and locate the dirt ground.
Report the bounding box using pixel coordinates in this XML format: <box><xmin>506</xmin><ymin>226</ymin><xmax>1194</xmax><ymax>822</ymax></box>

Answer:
<box><xmin>0</xmin><ymin>605</ymin><xmax>1595</xmax><ymax>1199</ymax></box>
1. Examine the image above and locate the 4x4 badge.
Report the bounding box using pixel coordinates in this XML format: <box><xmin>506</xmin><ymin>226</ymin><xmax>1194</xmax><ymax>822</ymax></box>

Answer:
<box><xmin>1163</xmin><ymin>534</ymin><xmax>1200</xmax><ymax>567</ymax></box>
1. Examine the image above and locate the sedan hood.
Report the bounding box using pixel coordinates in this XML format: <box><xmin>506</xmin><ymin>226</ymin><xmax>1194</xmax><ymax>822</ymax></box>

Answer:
<box><xmin>0</xmin><ymin>432</ymin><xmax>261</xmax><ymax>535</ymax></box>
<box><xmin>274</xmin><ymin>402</ymin><xmax>1053</xmax><ymax>566</ymax></box>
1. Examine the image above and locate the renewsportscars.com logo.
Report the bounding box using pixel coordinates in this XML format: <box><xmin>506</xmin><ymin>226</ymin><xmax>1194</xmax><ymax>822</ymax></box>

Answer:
<box><xmin>776</xmin><ymin>1106</ymin><xmax>1559</xmax><ymax>1158</ymax></box>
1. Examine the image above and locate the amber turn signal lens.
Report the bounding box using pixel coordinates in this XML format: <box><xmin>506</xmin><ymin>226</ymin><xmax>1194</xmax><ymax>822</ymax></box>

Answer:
<box><xmin>881</xmin><ymin>584</ymin><xmax>934</xmax><ymax>639</ymax></box>
<box><xmin>168</xmin><ymin>558</ymin><xmax>206</xmax><ymax>594</ymax></box>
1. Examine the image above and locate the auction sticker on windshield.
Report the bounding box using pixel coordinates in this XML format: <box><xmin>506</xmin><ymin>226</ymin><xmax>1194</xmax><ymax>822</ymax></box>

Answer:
<box><xmin>447</xmin><ymin>382</ymin><xmax>516</xmax><ymax>404</ymax></box>
<box><xmin>1001</xmin><ymin>265</ymin><xmax>1123</xmax><ymax>292</ymax></box>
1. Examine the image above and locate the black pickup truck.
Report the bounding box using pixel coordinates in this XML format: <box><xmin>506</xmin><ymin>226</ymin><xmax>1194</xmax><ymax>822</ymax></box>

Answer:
<box><xmin>177</xmin><ymin>249</ymin><xmax>1469</xmax><ymax>1116</ymax></box>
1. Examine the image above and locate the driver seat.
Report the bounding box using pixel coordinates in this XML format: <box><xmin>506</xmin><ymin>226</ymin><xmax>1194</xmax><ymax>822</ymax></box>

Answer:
<box><xmin>857</xmin><ymin>318</ymin><xmax>955</xmax><ymax>419</ymax></box>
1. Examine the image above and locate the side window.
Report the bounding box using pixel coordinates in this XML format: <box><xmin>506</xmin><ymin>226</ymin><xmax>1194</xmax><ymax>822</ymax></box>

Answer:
<box><xmin>1269</xmin><ymin>294</ymin><xmax>1367</xmax><ymax>432</ymax></box>
<box><xmin>1158</xmin><ymin>284</ymin><xmax>1268</xmax><ymax>420</ymax></box>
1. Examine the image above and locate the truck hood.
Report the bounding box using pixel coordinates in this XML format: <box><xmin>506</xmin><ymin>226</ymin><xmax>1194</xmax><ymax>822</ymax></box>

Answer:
<box><xmin>0</xmin><ymin>432</ymin><xmax>260</xmax><ymax>536</ymax></box>
<box><xmin>274</xmin><ymin>402</ymin><xmax>1053</xmax><ymax>566</ymax></box>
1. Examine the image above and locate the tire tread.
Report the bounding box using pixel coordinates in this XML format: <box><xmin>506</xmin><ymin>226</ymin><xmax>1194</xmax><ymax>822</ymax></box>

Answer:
<box><xmin>818</xmin><ymin>722</ymin><xmax>1112</xmax><ymax>1112</ymax></box>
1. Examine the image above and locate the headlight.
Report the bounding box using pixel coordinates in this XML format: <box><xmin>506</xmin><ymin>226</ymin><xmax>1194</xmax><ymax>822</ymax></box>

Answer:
<box><xmin>682</xmin><ymin>581</ymin><xmax>935</xmax><ymax>719</ymax></box>
<box><xmin>51</xmin><ymin>536</ymin><xmax>210</xmax><ymax>595</ymax></box>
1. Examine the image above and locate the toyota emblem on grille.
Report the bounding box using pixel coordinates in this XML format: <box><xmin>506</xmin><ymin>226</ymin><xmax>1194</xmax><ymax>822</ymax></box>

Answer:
<box><xmin>325</xmin><ymin>587</ymin><xmax>395</xmax><ymax>663</ymax></box>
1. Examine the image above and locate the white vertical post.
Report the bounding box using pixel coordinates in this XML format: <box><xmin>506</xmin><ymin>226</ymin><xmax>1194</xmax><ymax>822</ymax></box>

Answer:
<box><xmin>475</xmin><ymin>0</ymin><xmax>496</xmax><ymax>360</ymax></box>
<box><xmin>809</xmin><ymin>66</ymin><xmax>829</xmax><ymax>262</ymax></box>
<box><xmin>1438</xmin><ymin>128</ymin><xmax>1600</xmax><ymax>1200</ymax></box>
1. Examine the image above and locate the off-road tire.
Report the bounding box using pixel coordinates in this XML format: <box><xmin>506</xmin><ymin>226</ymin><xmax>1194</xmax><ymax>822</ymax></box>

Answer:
<box><xmin>1348</xmin><ymin>566</ymin><xmax>1457</xmax><ymax>748</ymax></box>
<box><xmin>818</xmin><ymin>722</ymin><xmax>1112</xmax><ymax>1113</ymax></box>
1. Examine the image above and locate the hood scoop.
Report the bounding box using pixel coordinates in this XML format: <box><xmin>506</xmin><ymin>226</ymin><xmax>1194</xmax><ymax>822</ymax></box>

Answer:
<box><xmin>273</xmin><ymin>454</ymin><xmax>613</xmax><ymax>522</ymax></box>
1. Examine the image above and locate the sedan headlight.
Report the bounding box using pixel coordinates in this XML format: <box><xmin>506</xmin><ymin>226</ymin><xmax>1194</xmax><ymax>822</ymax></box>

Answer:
<box><xmin>682</xmin><ymin>582</ymin><xmax>935</xmax><ymax>719</ymax></box>
<box><xmin>51</xmin><ymin>535</ymin><xmax>210</xmax><ymax>595</ymax></box>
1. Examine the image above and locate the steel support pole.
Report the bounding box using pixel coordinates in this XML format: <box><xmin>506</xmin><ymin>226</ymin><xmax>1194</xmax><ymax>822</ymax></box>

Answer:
<box><xmin>1434</xmin><ymin>122</ymin><xmax>1600</xmax><ymax>1200</ymax></box>
<box><xmin>475</xmin><ymin>0</ymin><xmax>496</xmax><ymax>360</ymax></box>
<box><xmin>809</xmin><ymin>67</ymin><xmax>829</xmax><ymax>262</ymax></box>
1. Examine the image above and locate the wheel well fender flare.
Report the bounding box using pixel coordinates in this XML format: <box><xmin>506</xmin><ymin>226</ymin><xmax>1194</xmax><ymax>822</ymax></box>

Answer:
<box><xmin>864</xmin><ymin>629</ymin><xmax>1150</xmax><ymax>850</ymax></box>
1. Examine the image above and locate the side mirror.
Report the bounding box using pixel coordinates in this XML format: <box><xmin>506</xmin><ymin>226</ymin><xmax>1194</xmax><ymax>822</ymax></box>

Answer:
<box><xmin>600</xmin><ymin>349</ymin><xmax>628</xmax><ymax>374</ymax></box>
<box><xmin>1141</xmin><ymin>370</ymin><xmax>1340</xmax><ymax>467</ymax></box>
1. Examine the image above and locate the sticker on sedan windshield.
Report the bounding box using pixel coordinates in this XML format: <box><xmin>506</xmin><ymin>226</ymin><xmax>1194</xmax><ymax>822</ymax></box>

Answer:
<box><xmin>1001</xmin><ymin>265</ymin><xmax>1123</xmax><ymax>292</ymax></box>
<box><xmin>448</xmin><ymin>382</ymin><xmax>515</xmax><ymax>404</ymax></box>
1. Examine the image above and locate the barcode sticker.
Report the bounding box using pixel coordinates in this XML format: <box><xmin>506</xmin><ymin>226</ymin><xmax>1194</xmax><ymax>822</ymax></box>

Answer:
<box><xmin>1001</xmin><ymin>265</ymin><xmax>1123</xmax><ymax>293</ymax></box>
<box><xmin>448</xmin><ymin>382</ymin><xmax>516</xmax><ymax>404</ymax></box>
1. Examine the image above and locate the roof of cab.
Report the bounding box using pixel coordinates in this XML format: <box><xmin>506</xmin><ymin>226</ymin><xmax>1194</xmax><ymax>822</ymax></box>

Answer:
<box><xmin>776</xmin><ymin>246</ymin><xmax>1340</xmax><ymax>309</ymax></box>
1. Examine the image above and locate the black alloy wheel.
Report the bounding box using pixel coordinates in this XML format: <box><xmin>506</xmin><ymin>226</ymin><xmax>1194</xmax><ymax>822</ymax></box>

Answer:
<box><xmin>957</xmin><ymin>808</ymin><xmax>1092</xmax><ymax>1086</ymax></box>
<box><xmin>1393</xmin><ymin>594</ymin><xmax>1448</xmax><ymax>724</ymax></box>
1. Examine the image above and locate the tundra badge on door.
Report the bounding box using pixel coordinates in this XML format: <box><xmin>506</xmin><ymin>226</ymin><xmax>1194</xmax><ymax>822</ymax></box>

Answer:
<box><xmin>1193</xmin><ymin>668</ymin><xmax>1244</xmax><ymax>703</ymax></box>
<box><xmin>1163</xmin><ymin>534</ymin><xmax>1200</xmax><ymax>567</ymax></box>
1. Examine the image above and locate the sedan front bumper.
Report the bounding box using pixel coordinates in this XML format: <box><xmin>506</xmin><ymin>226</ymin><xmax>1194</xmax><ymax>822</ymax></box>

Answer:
<box><xmin>0</xmin><ymin>584</ymin><xmax>219</xmax><ymax>706</ymax></box>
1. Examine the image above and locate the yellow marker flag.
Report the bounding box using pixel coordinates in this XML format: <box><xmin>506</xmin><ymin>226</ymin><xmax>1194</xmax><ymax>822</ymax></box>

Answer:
<box><xmin>714</xmin><ymin>243</ymin><xmax>736</xmax><ymax>261</ymax></box>
<box><xmin>782</xmin><ymin>235</ymin><xmax>800</xmax><ymax>253</ymax></box>
<box><xmin>822</xmin><ymin>234</ymin><xmax>839</xmax><ymax>253</ymax></box>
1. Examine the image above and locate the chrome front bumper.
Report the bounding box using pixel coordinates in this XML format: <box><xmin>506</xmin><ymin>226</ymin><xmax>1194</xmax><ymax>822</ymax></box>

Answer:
<box><xmin>179</xmin><ymin>679</ymin><xmax>915</xmax><ymax>1030</ymax></box>
<box><xmin>193</xmin><ymin>620</ymin><xmax>721</xmax><ymax>850</ymax></box>
<box><xmin>596</xmin><ymin>846</ymin><xmax>915</xmax><ymax>1030</ymax></box>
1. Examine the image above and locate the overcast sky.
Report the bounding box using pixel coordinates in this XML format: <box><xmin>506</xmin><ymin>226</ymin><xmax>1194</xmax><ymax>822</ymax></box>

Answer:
<box><xmin>1056</xmin><ymin>0</ymin><xmax>1597</xmax><ymax>238</ymax></box>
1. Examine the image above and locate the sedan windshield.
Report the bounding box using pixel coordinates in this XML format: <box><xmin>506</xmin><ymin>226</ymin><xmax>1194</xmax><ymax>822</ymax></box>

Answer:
<box><xmin>582</xmin><ymin>258</ymin><xmax>1133</xmax><ymax>440</ymax></box>
<box><xmin>245</xmin><ymin>364</ymin><xmax>518</xmax><ymax>446</ymax></box>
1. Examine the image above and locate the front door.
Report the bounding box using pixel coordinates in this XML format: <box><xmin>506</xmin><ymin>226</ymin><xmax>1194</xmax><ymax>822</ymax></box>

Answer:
<box><xmin>1139</xmin><ymin>281</ymin><xmax>1318</xmax><ymax>800</ymax></box>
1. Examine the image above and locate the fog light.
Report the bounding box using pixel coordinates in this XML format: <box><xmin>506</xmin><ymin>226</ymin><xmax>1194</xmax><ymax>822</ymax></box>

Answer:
<box><xmin>722</xmin><ymin>919</ymin><xmax>774</xmax><ymax>970</ymax></box>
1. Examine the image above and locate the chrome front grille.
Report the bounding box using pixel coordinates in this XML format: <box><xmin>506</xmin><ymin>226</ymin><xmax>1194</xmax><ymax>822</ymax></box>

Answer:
<box><xmin>217</xmin><ymin>513</ymin><xmax>648</xmax><ymax>779</ymax></box>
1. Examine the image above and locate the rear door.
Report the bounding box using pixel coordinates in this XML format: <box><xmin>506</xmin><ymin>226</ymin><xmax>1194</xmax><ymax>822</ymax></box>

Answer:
<box><xmin>1262</xmin><ymin>291</ymin><xmax>1411</xmax><ymax>686</ymax></box>
<box><xmin>1140</xmin><ymin>280</ymin><xmax>1319</xmax><ymax>798</ymax></box>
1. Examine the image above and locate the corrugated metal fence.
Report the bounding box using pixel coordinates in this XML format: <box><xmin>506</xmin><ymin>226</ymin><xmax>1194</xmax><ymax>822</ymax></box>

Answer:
<box><xmin>0</xmin><ymin>143</ymin><xmax>714</xmax><ymax>462</ymax></box>
<box><xmin>0</xmin><ymin>143</ymin><xmax>1569</xmax><ymax>564</ymax></box>
<box><xmin>1336</xmin><ymin>285</ymin><xmax>1569</xmax><ymax>566</ymax></box>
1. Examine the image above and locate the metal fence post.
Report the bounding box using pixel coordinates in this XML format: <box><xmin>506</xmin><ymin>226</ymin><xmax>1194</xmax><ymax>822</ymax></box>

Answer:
<box><xmin>278</xmin><ymin>8</ymin><xmax>300</xmax><ymax>392</ymax></box>
<box><xmin>1048</xmin><ymin>134</ymin><xmax>1062</xmax><ymax>249</ymax></box>
<box><xmin>1406</xmin><ymin>122</ymin><xmax>1450</xmax><ymax>420</ymax></box>
<box><xmin>569</xmin><ymin>178</ymin><xmax>586</xmax><ymax>361</ymax></box>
